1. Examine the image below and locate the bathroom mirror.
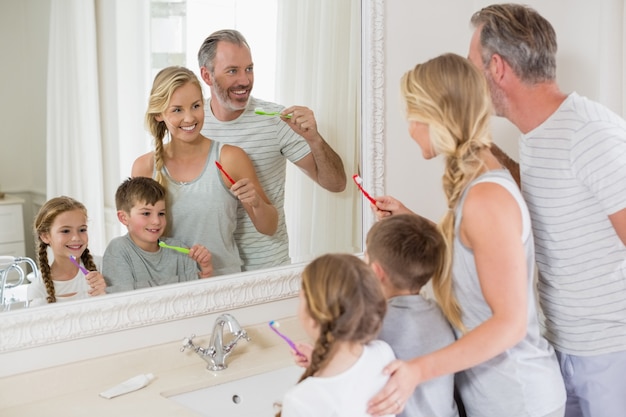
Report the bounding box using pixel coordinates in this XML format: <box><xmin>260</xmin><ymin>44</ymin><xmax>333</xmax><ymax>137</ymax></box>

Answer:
<box><xmin>1</xmin><ymin>0</ymin><xmax>385</xmax><ymax>352</ymax></box>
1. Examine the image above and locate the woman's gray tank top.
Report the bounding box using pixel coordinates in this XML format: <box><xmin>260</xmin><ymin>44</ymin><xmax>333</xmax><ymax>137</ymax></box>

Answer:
<box><xmin>452</xmin><ymin>169</ymin><xmax>565</xmax><ymax>417</ymax></box>
<box><xmin>158</xmin><ymin>141</ymin><xmax>242</xmax><ymax>275</ymax></box>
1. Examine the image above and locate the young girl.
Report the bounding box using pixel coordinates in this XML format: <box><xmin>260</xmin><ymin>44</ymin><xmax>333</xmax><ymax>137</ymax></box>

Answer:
<box><xmin>278</xmin><ymin>253</ymin><xmax>395</xmax><ymax>417</ymax></box>
<box><xmin>132</xmin><ymin>66</ymin><xmax>278</xmax><ymax>276</ymax></box>
<box><xmin>28</xmin><ymin>196</ymin><xmax>106</xmax><ymax>305</ymax></box>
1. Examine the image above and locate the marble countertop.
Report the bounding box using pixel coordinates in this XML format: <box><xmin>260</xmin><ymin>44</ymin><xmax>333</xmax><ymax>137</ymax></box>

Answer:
<box><xmin>0</xmin><ymin>316</ymin><xmax>306</xmax><ymax>416</ymax></box>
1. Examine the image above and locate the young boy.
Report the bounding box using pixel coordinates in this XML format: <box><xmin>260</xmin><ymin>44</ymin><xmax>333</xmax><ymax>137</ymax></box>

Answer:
<box><xmin>366</xmin><ymin>213</ymin><xmax>460</xmax><ymax>417</ymax></box>
<box><xmin>103</xmin><ymin>177</ymin><xmax>213</xmax><ymax>293</ymax></box>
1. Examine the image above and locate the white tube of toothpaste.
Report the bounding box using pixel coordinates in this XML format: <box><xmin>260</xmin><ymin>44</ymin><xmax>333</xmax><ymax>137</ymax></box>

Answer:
<box><xmin>99</xmin><ymin>373</ymin><xmax>155</xmax><ymax>399</ymax></box>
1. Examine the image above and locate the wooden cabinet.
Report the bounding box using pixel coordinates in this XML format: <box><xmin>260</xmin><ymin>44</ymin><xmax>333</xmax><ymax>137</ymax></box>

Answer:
<box><xmin>0</xmin><ymin>195</ymin><xmax>26</xmax><ymax>257</ymax></box>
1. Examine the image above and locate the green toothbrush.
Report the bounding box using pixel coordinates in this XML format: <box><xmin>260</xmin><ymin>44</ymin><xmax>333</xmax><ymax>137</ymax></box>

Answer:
<box><xmin>254</xmin><ymin>107</ymin><xmax>292</xmax><ymax>118</ymax></box>
<box><xmin>158</xmin><ymin>240</ymin><xmax>190</xmax><ymax>254</ymax></box>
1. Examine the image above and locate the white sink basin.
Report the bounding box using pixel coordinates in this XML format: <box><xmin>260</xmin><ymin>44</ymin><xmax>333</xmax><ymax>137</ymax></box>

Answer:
<box><xmin>167</xmin><ymin>365</ymin><xmax>302</xmax><ymax>417</ymax></box>
<box><xmin>2</xmin><ymin>283</ymin><xmax>30</xmax><ymax>310</ymax></box>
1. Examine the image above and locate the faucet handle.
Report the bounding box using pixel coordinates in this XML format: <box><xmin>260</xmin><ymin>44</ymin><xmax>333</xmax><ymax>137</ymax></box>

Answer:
<box><xmin>180</xmin><ymin>334</ymin><xmax>196</xmax><ymax>352</ymax></box>
<box><xmin>240</xmin><ymin>330</ymin><xmax>251</xmax><ymax>342</ymax></box>
<box><xmin>224</xmin><ymin>330</ymin><xmax>251</xmax><ymax>353</ymax></box>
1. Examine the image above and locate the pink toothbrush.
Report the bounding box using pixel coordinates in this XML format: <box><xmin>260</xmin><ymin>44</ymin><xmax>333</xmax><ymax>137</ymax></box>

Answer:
<box><xmin>352</xmin><ymin>174</ymin><xmax>377</xmax><ymax>205</ymax></box>
<box><xmin>269</xmin><ymin>320</ymin><xmax>304</xmax><ymax>357</ymax></box>
<box><xmin>69</xmin><ymin>255</ymin><xmax>90</xmax><ymax>275</ymax></box>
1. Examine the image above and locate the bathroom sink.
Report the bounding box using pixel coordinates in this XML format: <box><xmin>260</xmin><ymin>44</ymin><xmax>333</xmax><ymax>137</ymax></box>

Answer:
<box><xmin>167</xmin><ymin>365</ymin><xmax>303</xmax><ymax>417</ymax></box>
<box><xmin>2</xmin><ymin>283</ymin><xmax>30</xmax><ymax>310</ymax></box>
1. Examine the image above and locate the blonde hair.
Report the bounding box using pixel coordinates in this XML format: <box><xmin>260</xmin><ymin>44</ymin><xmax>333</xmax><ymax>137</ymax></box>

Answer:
<box><xmin>276</xmin><ymin>254</ymin><xmax>386</xmax><ymax>416</ymax></box>
<box><xmin>144</xmin><ymin>66</ymin><xmax>204</xmax><ymax>192</ymax></box>
<box><xmin>33</xmin><ymin>197</ymin><xmax>97</xmax><ymax>303</ymax></box>
<box><xmin>300</xmin><ymin>254</ymin><xmax>386</xmax><ymax>377</ymax></box>
<box><xmin>400</xmin><ymin>53</ymin><xmax>493</xmax><ymax>331</ymax></box>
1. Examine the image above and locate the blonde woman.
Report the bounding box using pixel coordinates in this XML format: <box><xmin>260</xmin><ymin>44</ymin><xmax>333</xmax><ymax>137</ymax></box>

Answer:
<box><xmin>367</xmin><ymin>53</ymin><xmax>565</xmax><ymax>417</ymax></box>
<box><xmin>132</xmin><ymin>66</ymin><xmax>277</xmax><ymax>276</ymax></box>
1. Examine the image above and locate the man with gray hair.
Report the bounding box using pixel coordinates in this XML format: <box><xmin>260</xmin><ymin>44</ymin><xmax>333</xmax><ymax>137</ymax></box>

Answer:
<box><xmin>197</xmin><ymin>29</ymin><xmax>346</xmax><ymax>271</ymax></box>
<box><xmin>468</xmin><ymin>4</ymin><xmax>626</xmax><ymax>416</ymax></box>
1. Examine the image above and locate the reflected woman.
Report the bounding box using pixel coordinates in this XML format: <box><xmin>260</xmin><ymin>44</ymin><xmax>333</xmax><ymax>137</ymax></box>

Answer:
<box><xmin>132</xmin><ymin>66</ymin><xmax>277</xmax><ymax>276</ymax></box>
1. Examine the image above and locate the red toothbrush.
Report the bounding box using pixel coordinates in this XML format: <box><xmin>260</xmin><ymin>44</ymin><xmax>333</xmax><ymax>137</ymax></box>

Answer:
<box><xmin>352</xmin><ymin>174</ymin><xmax>376</xmax><ymax>205</ymax></box>
<box><xmin>215</xmin><ymin>161</ymin><xmax>236</xmax><ymax>185</ymax></box>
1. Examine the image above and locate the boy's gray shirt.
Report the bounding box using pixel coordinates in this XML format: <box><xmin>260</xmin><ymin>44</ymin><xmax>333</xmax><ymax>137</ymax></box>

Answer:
<box><xmin>378</xmin><ymin>294</ymin><xmax>459</xmax><ymax>417</ymax></box>
<box><xmin>103</xmin><ymin>234</ymin><xmax>200</xmax><ymax>293</ymax></box>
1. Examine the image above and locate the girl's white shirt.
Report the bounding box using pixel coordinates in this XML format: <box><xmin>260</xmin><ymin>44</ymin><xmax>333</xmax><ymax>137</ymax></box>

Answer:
<box><xmin>27</xmin><ymin>266</ymin><xmax>92</xmax><ymax>306</ymax></box>
<box><xmin>280</xmin><ymin>340</ymin><xmax>396</xmax><ymax>417</ymax></box>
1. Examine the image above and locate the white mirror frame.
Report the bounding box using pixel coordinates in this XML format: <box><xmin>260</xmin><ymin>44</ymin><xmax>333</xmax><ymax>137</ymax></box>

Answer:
<box><xmin>1</xmin><ymin>0</ymin><xmax>385</xmax><ymax>354</ymax></box>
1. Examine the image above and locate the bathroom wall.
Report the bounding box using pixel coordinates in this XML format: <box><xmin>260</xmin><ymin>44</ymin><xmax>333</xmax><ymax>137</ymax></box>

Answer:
<box><xmin>0</xmin><ymin>0</ymin><xmax>48</xmax><ymax>196</ymax></box>
<box><xmin>0</xmin><ymin>0</ymin><xmax>50</xmax><ymax>259</ymax></box>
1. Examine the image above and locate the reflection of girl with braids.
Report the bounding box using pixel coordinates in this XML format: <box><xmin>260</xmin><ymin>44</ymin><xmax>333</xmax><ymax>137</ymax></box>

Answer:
<box><xmin>278</xmin><ymin>253</ymin><xmax>395</xmax><ymax>417</ymax></box>
<box><xmin>132</xmin><ymin>66</ymin><xmax>277</xmax><ymax>276</ymax></box>
<box><xmin>367</xmin><ymin>54</ymin><xmax>565</xmax><ymax>417</ymax></box>
<box><xmin>28</xmin><ymin>197</ymin><xmax>106</xmax><ymax>305</ymax></box>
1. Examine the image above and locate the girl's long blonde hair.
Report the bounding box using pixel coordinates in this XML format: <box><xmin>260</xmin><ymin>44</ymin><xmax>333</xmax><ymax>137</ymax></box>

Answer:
<box><xmin>276</xmin><ymin>254</ymin><xmax>386</xmax><ymax>417</ymax></box>
<box><xmin>400</xmin><ymin>53</ymin><xmax>493</xmax><ymax>332</ymax></box>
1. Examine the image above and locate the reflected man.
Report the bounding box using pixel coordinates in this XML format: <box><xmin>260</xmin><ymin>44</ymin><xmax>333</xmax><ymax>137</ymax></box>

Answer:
<box><xmin>197</xmin><ymin>29</ymin><xmax>346</xmax><ymax>271</ymax></box>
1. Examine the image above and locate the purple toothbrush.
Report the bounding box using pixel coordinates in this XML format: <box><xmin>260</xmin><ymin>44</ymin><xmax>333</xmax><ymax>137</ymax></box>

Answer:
<box><xmin>269</xmin><ymin>320</ymin><xmax>304</xmax><ymax>357</ymax></box>
<box><xmin>69</xmin><ymin>255</ymin><xmax>90</xmax><ymax>275</ymax></box>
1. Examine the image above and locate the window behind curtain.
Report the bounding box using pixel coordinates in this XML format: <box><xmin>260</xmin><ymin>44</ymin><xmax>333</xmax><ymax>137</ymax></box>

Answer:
<box><xmin>149</xmin><ymin>0</ymin><xmax>278</xmax><ymax>102</ymax></box>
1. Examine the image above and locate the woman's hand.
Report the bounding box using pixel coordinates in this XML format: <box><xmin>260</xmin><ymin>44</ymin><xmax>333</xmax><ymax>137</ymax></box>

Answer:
<box><xmin>231</xmin><ymin>178</ymin><xmax>262</xmax><ymax>208</ymax></box>
<box><xmin>372</xmin><ymin>195</ymin><xmax>413</xmax><ymax>220</ymax></box>
<box><xmin>189</xmin><ymin>244</ymin><xmax>213</xmax><ymax>278</ymax></box>
<box><xmin>220</xmin><ymin>145</ymin><xmax>278</xmax><ymax>236</ymax></box>
<box><xmin>86</xmin><ymin>271</ymin><xmax>106</xmax><ymax>296</ymax></box>
<box><xmin>367</xmin><ymin>359</ymin><xmax>421</xmax><ymax>416</ymax></box>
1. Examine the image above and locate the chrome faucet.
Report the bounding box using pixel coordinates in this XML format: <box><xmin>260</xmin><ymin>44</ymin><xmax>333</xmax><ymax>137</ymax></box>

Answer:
<box><xmin>181</xmin><ymin>313</ymin><xmax>251</xmax><ymax>371</ymax></box>
<box><xmin>0</xmin><ymin>256</ymin><xmax>38</xmax><ymax>311</ymax></box>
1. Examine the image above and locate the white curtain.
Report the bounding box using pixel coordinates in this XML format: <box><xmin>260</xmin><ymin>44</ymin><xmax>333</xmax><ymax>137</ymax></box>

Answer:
<box><xmin>46</xmin><ymin>0</ymin><xmax>106</xmax><ymax>255</ymax></box>
<box><xmin>277</xmin><ymin>0</ymin><xmax>362</xmax><ymax>262</ymax></box>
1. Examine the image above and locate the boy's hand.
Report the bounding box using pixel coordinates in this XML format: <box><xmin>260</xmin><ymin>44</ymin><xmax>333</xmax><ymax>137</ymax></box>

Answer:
<box><xmin>189</xmin><ymin>244</ymin><xmax>213</xmax><ymax>278</ymax></box>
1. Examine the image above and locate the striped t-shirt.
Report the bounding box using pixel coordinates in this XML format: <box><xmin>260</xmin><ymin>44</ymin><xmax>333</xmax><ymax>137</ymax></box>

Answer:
<box><xmin>520</xmin><ymin>92</ymin><xmax>626</xmax><ymax>355</ymax></box>
<box><xmin>202</xmin><ymin>96</ymin><xmax>311</xmax><ymax>271</ymax></box>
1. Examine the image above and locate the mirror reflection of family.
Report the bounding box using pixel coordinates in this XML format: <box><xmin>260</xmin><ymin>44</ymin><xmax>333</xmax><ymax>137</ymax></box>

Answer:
<box><xmin>26</xmin><ymin>29</ymin><xmax>347</xmax><ymax>303</ymax></box>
